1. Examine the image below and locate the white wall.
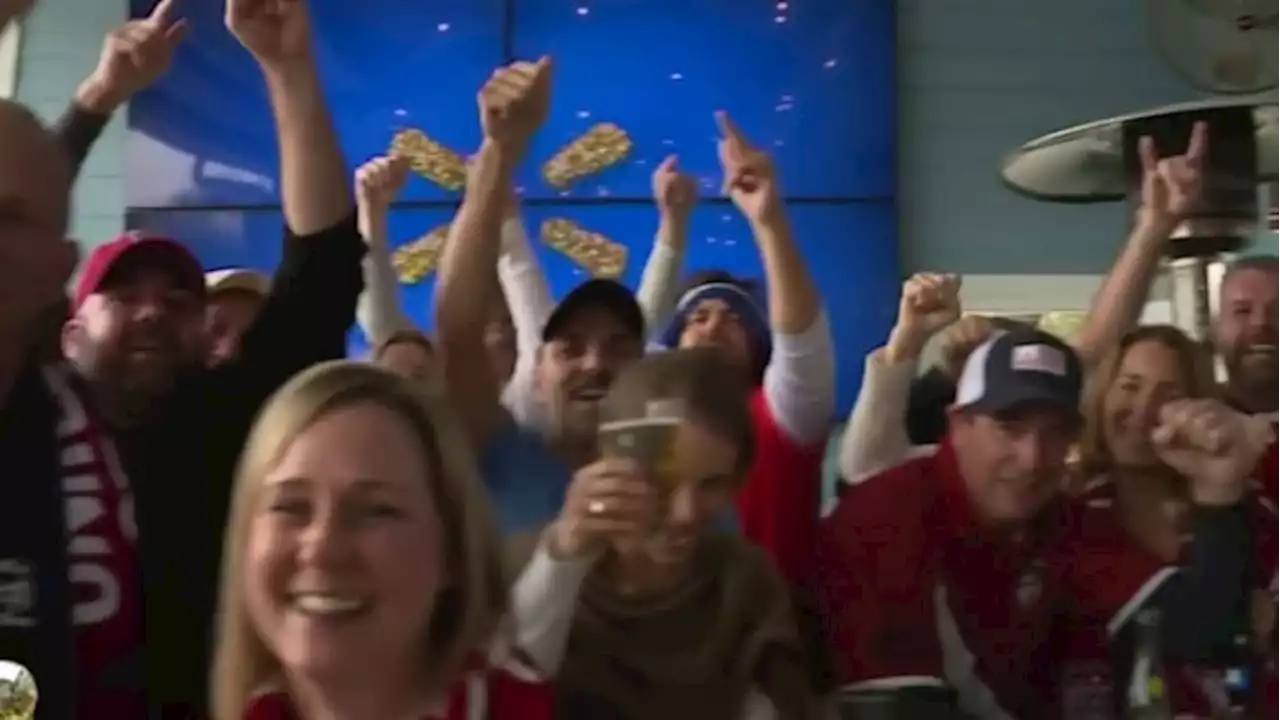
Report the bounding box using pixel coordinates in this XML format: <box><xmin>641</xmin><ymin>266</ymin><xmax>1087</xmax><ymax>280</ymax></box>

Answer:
<box><xmin>15</xmin><ymin>0</ymin><xmax>128</xmax><ymax>249</ymax></box>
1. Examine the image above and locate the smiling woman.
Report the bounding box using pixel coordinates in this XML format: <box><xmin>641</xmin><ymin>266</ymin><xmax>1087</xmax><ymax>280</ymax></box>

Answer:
<box><xmin>211</xmin><ymin>361</ymin><xmax>554</xmax><ymax>720</ymax></box>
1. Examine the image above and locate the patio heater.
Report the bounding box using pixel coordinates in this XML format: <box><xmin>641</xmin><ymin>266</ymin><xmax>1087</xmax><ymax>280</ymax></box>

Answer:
<box><xmin>1000</xmin><ymin>96</ymin><xmax>1278</xmax><ymax>342</ymax></box>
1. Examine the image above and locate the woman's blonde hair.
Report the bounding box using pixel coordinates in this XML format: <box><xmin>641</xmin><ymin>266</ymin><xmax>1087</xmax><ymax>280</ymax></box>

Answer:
<box><xmin>210</xmin><ymin>361</ymin><xmax>507</xmax><ymax>720</ymax></box>
<box><xmin>1078</xmin><ymin>324</ymin><xmax>1215</xmax><ymax>476</ymax></box>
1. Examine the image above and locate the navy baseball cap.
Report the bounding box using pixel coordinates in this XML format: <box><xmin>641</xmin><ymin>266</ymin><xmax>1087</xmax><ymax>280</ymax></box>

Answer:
<box><xmin>954</xmin><ymin>327</ymin><xmax>1084</xmax><ymax>415</ymax></box>
<box><xmin>541</xmin><ymin>279</ymin><xmax>645</xmax><ymax>343</ymax></box>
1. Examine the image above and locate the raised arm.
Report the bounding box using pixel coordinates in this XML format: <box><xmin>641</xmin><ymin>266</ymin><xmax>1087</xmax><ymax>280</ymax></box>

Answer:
<box><xmin>56</xmin><ymin>0</ymin><xmax>185</xmax><ymax>178</ymax></box>
<box><xmin>1073</xmin><ymin>122</ymin><xmax>1206</xmax><ymax>368</ymax></box>
<box><xmin>436</xmin><ymin>58</ymin><xmax>552</xmax><ymax>444</ymax></box>
<box><xmin>497</xmin><ymin>192</ymin><xmax>554</xmax><ymax>424</ymax></box>
<box><xmin>354</xmin><ymin>155</ymin><xmax>417</xmax><ymax>347</ymax></box>
<box><xmin>716</xmin><ymin>112</ymin><xmax>833</xmax><ymax>445</ymax></box>
<box><xmin>217</xmin><ymin>0</ymin><xmax>363</xmax><ymax>398</ymax></box>
<box><xmin>838</xmin><ymin>274</ymin><xmax>962</xmax><ymax>487</ymax></box>
<box><xmin>637</xmin><ymin>155</ymin><xmax>695</xmax><ymax>329</ymax></box>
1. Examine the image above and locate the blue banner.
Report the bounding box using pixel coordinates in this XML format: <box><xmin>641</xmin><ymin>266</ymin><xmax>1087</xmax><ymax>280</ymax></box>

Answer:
<box><xmin>127</xmin><ymin>0</ymin><xmax>899</xmax><ymax>413</ymax></box>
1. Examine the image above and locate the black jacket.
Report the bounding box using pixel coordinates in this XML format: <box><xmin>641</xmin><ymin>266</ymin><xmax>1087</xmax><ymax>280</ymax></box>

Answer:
<box><xmin>0</xmin><ymin>104</ymin><xmax>365</xmax><ymax>718</ymax></box>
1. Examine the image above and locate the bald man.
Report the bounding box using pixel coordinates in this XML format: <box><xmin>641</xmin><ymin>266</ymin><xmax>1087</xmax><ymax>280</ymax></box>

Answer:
<box><xmin>0</xmin><ymin>98</ymin><xmax>85</xmax><ymax>720</ymax></box>
<box><xmin>0</xmin><ymin>99</ymin><xmax>78</xmax><ymax>398</ymax></box>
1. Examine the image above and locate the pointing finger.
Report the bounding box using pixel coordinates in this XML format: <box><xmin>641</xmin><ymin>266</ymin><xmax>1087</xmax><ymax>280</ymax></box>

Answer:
<box><xmin>146</xmin><ymin>0</ymin><xmax>177</xmax><ymax>28</ymax></box>
<box><xmin>714</xmin><ymin>110</ymin><xmax>749</xmax><ymax>146</ymax></box>
<box><xmin>657</xmin><ymin>154</ymin><xmax>678</xmax><ymax>174</ymax></box>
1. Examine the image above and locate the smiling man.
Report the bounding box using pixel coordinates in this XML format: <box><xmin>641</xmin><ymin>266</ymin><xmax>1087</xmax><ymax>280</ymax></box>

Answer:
<box><xmin>1215</xmin><ymin>255</ymin><xmax>1278</xmax><ymax>417</ymax></box>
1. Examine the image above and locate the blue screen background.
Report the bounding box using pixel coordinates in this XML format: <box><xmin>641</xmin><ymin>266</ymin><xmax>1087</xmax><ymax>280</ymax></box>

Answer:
<box><xmin>126</xmin><ymin>0</ymin><xmax>899</xmax><ymax>413</ymax></box>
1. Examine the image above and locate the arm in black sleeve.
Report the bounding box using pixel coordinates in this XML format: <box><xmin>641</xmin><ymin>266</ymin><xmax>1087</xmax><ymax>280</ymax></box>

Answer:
<box><xmin>1112</xmin><ymin>502</ymin><xmax>1255</xmax><ymax>672</ymax></box>
<box><xmin>51</xmin><ymin>103</ymin><xmax>110</xmax><ymax>180</ymax></box>
<box><xmin>905</xmin><ymin>367</ymin><xmax>955</xmax><ymax>445</ymax></box>
<box><xmin>212</xmin><ymin>214</ymin><xmax>366</xmax><ymax>415</ymax></box>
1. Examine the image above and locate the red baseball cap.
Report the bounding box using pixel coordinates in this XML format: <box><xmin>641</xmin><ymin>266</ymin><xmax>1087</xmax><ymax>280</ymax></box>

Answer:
<box><xmin>73</xmin><ymin>232</ymin><xmax>206</xmax><ymax>311</ymax></box>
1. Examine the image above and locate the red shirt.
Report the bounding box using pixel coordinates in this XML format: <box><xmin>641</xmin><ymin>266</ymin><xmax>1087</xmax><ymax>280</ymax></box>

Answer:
<box><xmin>736</xmin><ymin>387</ymin><xmax>825</xmax><ymax>585</ymax></box>
<box><xmin>816</xmin><ymin>441</ymin><xmax>1172</xmax><ymax>719</ymax></box>
<box><xmin>1059</xmin><ymin>471</ymin><xmax>1280</xmax><ymax>717</ymax></box>
<box><xmin>241</xmin><ymin>665</ymin><xmax>554</xmax><ymax>719</ymax></box>
<box><xmin>44</xmin><ymin>366</ymin><xmax>144</xmax><ymax>719</ymax></box>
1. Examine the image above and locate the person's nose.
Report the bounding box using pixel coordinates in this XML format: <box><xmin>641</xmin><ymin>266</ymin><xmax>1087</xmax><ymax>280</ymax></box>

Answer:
<box><xmin>296</xmin><ymin>506</ymin><xmax>349</xmax><ymax>569</ymax></box>
<box><xmin>579</xmin><ymin>344</ymin><xmax>606</xmax><ymax>372</ymax></box>
<box><xmin>1133</xmin><ymin>389</ymin><xmax>1164</xmax><ymax>431</ymax></box>
<box><xmin>132</xmin><ymin>295</ymin><xmax>165</xmax><ymax>322</ymax></box>
<box><xmin>1014</xmin><ymin>433</ymin><xmax>1052</xmax><ymax>475</ymax></box>
<box><xmin>702</xmin><ymin>313</ymin><xmax>726</xmax><ymax>335</ymax></box>
<box><xmin>1245</xmin><ymin>307</ymin><xmax>1274</xmax><ymax>337</ymax></box>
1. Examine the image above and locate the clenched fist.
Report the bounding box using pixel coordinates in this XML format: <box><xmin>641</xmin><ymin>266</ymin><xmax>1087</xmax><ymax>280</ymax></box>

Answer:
<box><xmin>225</xmin><ymin>0</ymin><xmax>313</xmax><ymax>68</ymax></box>
<box><xmin>652</xmin><ymin>155</ymin><xmax>697</xmax><ymax>220</ymax></box>
<box><xmin>1152</xmin><ymin>398</ymin><xmax>1269</xmax><ymax>505</ymax></box>
<box><xmin>355</xmin><ymin>155</ymin><xmax>410</xmax><ymax>211</ymax></box>
<box><xmin>885</xmin><ymin>273</ymin><xmax>964</xmax><ymax>364</ymax></box>
<box><xmin>478</xmin><ymin>57</ymin><xmax>553</xmax><ymax>152</ymax></box>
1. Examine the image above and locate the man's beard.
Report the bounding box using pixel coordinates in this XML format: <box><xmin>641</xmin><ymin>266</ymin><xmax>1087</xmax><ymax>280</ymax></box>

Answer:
<box><xmin>71</xmin><ymin>345</ymin><xmax>192</xmax><ymax>426</ymax></box>
<box><xmin>1225</xmin><ymin>346</ymin><xmax>1278</xmax><ymax>413</ymax></box>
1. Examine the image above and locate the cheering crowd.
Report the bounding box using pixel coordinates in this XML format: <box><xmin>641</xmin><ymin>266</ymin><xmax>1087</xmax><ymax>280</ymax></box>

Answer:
<box><xmin>0</xmin><ymin>1</ymin><xmax>1277</xmax><ymax>718</ymax></box>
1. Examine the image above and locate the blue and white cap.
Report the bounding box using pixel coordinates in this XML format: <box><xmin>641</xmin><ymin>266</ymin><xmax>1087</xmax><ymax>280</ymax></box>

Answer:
<box><xmin>655</xmin><ymin>281</ymin><xmax>771</xmax><ymax>364</ymax></box>
<box><xmin>955</xmin><ymin>327</ymin><xmax>1083</xmax><ymax>415</ymax></box>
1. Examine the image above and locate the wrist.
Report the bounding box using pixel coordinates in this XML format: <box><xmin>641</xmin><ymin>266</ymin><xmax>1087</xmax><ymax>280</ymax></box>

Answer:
<box><xmin>261</xmin><ymin>59</ymin><xmax>322</xmax><ymax>95</ymax></box>
<box><xmin>656</xmin><ymin>212</ymin><xmax>689</xmax><ymax>248</ymax></box>
<box><xmin>748</xmin><ymin>203</ymin><xmax>788</xmax><ymax>234</ymax></box>
<box><xmin>545</xmin><ymin>519</ymin><xmax>586</xmax><ymax>560</ymax></box>
<box><xmin>884</xmin><ymin>327</ymin><xmax>929</xmax><ymax>364</ymax></box>
<box><xmin>74</xmin><ymin>77</ymin><xmax>122</xmax><ymax>115</ymax></box>
<box><xmin>479</xmin><ymin>137</ymin><xmax>526</xmax><ymax>169</ymax></box>
<box><xmin>1134</xmin><ymin>208</ymin><xmax>1178</xmax><ymax>237</ymax></box>
<box><xmin>1189</xmin><ymin>475</ymin><xmax>1247</xmax><ymax>506</ymax></box>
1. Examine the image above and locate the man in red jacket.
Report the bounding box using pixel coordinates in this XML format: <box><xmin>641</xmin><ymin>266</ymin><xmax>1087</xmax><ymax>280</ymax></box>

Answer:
<box><xmin>818</xmin><ymin>327</ymin><xmax>1260</xmax><ymax>718</ymax></box>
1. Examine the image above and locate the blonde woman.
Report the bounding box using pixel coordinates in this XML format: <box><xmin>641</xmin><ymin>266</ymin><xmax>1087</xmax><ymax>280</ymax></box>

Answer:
<box><xmin>211</xmin><ymin>361</ymin><xmax>555</xmax><ymax>720</ymax></box>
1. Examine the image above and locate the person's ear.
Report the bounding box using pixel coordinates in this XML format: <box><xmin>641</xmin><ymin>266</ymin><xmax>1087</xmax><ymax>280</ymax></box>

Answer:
<box><xmin>61</xmin><ymin>316</ymin><xmax>87</xmax><ymax>363</ymax></box>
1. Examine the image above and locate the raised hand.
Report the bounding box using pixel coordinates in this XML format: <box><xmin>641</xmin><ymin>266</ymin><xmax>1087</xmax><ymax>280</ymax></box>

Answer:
<box><xmin>355</xmin><ymin>155</ymin><xmax>410</xmax><ymax>212</ymax></box>
<box><xmin>478</xmin><ymin>57</ymin><xmax>553</xmax><ymax>155</ymax></box>
<box><xmin>1153</xmin><ymin>398</ymin><xmax>1268</xmax><ymax>505</ymax></box>
<box><xmin>546</xmin><ymin>457</ymin><xmax>657</xmax><ymax>559</ymax></box>
<box><xmin>896</xmin><ymin>273</ymin><xmax>963</xmax><ymax>340</ymax></box>
<box><xmin>714</xmin><ymin>111</ymin><xmax>781</xmax><ymax>225</ymax></box>
<box><xmin>81</xmin><ymin>0</ymin><xmax>187</xmax><ymax>112</ymax></box>
<box><xmin>225</xmin><ymin>0</ymin><xmax>313</xmax><ymax>68</ymax></box>
<box><xmin>652</xmin><ymin>154</ymin><xmax>697</xmax><ymax>221</ymax></box>
<box><xmin>1137</xmin><ymin>120</ymin><xmax>1208</xmax><ymax>228</ymax></box>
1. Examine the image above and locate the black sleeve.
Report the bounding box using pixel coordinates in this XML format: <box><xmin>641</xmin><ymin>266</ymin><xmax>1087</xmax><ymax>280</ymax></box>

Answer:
<box><xmin>210</xmin><ymin>213</ymin><xmax>366</xmax><ymax>418</ymax></box>
<box><xmin>51</xmin><ymin>103</ymin><xmax>110</xmax><ymax>179</ymax></box>
<box><xmin>905</xmin><ymin>367</ymin><xmax>955</xmax><ymax>445</ymax></box>
<box><xmin>1112</xmin><ymin>502</ymin><xmax>1255</xmax><ymax>670</ymax></box>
